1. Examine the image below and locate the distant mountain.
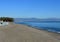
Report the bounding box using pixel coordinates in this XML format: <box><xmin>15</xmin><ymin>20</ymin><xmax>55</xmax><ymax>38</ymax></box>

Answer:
<box><xmin>14</xmin><ymin>18</ymin><xmax>60</xmax><ymax>22</ymax></box>
<box><xmin>14</xmin><ymin>18</ymin><xmax>40</xmax><ymax>22</ymax></box>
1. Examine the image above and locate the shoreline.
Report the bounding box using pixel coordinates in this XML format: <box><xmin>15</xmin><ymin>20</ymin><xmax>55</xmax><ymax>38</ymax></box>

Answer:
<box><xmin>15</xmin><ymin>23</ymin><xmax>60</xmax><ymax>40</ymax></box>
<box><xmin>0</xmin><ymin>23</ymin><xmax>60</xmax><ymax>42</ymax></box>
<box><xmin>16</xmin><ymin>23</ymin><xmax>60</xmax><ymax>34</ymax></box>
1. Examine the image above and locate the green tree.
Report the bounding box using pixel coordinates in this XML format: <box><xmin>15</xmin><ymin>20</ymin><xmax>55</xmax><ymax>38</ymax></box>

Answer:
<box><xmin>0</xmin><ymin>17</ymin><xmax>14</xmax><ymax>22</ymax></box>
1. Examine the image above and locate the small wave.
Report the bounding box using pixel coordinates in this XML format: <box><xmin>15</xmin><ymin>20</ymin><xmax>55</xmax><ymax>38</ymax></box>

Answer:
<box><xmin>57</xmin><ymin>32</ymin><xmax>60</xmax><ymax>33</ymax></box>
<box><xmin>47</xmin><ymin>29</ymin><xmax>60</xmax><ymax>33</ymax></box>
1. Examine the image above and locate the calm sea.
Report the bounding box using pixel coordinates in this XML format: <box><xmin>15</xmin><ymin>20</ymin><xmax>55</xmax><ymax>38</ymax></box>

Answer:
<box><xmin>15</xmin><ymin>21</ymin><xmax>60</xmax><ymax>33</ymax></box>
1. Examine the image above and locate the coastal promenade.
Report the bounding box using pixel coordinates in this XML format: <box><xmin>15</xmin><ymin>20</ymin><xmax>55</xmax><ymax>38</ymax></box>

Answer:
<box><xmin>0</xmin><ymin>23</ymin><xmax>60</xmax><ymax>42</ymax></box>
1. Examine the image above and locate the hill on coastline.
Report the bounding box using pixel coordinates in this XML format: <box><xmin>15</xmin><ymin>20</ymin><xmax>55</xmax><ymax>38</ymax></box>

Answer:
<box><xmin>14</xmin><ymin>18</ymin><xmax>60</xmax><ymax>22</ymax></box>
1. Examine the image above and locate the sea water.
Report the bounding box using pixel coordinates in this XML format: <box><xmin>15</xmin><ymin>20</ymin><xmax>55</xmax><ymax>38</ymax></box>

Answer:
<box><xmin>15</xmin><ymin>21</ymin><xmax>60</xmax><ymax>33</ymax></box>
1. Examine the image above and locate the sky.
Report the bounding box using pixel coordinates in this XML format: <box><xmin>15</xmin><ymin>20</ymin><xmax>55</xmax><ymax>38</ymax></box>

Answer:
<box><xmin>0</xmin><ymin>0</ymin><xmax>60</xmax><ymax>18</ymax></box>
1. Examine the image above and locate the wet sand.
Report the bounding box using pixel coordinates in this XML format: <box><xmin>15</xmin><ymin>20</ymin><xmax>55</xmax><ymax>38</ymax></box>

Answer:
<box><xmin>0</xmin><ymin>23</ymin><xmax>60</xmax><ymax>42</ymax></box>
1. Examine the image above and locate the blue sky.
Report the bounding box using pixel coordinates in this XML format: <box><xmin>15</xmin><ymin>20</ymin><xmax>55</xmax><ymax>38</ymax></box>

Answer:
<box><xmin>0</xmin><ymin>0</ymin><xmax>60</xmax><ymax>18</ymax></box>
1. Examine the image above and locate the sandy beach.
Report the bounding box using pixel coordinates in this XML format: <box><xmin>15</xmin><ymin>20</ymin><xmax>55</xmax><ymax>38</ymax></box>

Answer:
<box><xmin>0</xmin><ymin>23</ymin><xmax>60</xmax><ymax>42</ymax></box>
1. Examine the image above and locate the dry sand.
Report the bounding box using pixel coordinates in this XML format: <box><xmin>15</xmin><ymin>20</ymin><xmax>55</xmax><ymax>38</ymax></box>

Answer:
<box><xmin>0</xmin><ymin>23</ymin><xmax>60</xmax><ymax>42</ymax></box>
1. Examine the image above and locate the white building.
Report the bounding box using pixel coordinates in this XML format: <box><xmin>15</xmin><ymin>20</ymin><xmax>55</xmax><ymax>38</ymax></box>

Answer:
<box><xmin>0</xmin><ymin>21</ymin><xmax>9</xmax><ymax>26</ymax></box>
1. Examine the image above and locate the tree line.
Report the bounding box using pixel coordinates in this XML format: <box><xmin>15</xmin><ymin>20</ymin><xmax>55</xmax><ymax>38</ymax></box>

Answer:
<box><xmin>0</xmin><ymin>17</ymin><xmax>14</xmax><ymax>22</ymax></box>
